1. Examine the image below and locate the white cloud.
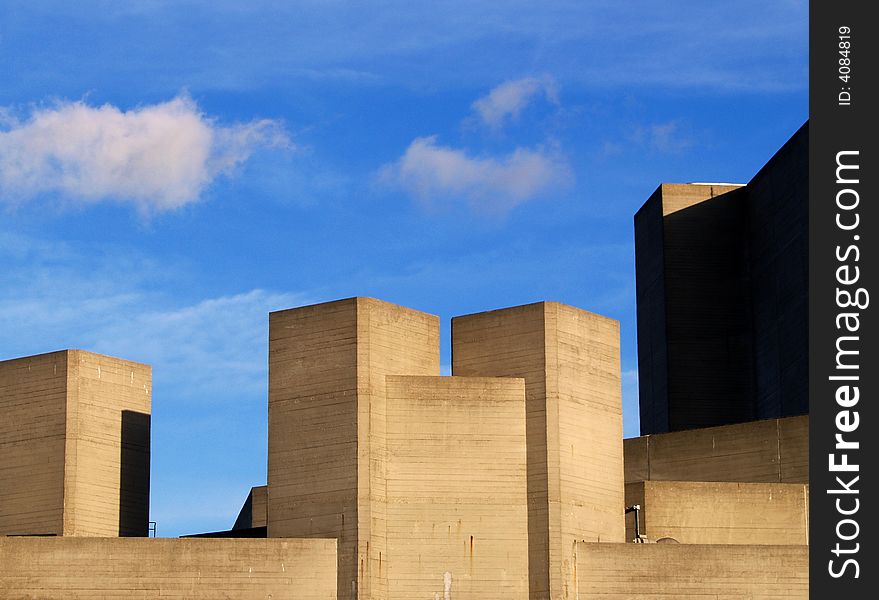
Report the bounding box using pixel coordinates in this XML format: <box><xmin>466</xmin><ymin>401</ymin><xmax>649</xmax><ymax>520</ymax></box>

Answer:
<box><xmin>471</xmin><ymin>76</ymin><xmax>558</xmax><ymax>128</ymax></box>
<box><xmin>0</xmin><ymin>95</ymin><xmax>289</xmax><ymax>212</ymax></box>
<box><xmin>380</xmin><ymin>135</ymin><xmax>570</xmax><ymax>214</ymax></box>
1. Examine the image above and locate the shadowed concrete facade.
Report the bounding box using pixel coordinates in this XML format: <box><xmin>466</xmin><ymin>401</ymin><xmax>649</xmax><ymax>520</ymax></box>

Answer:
<box><xmin>635</xmin><ymin>183</ymin><xmax>754</xmax><ymax>433</ymax></box>
<box><xmin>625</xmin><ymin>481</ymin><xmax>809</xmax><ymax>545</ymax></box>
<box><xmin>0</xmin><ymin>350</ymin><xmax>151</xmax><ymax>537</ymax></box>
<box><xmin>573</xmin><ymin>542</ymin><xmax>808</xmax><ymax>598</ymax></box>
<box><xmin>747</xmin><ymin>125</ymin><xmax>809</xmax><ymax>419</ymax></box>
<box><xmin>233</xmin><ymin>485</ymin><xmax>267</xmax><ymax>530</ymax></box>
<box><xmin>624</xmin><ymin>415</ymin><xmax>808</xmax><ymax>485</ymax></box>
<box><xmin>0</xmin><ymin>537</ymin><xmax>337</xmax><ymax>599</ymax></box>
<box><xmin>452</xmin><ymin>302</ymin><xmax>624</xmax><ymax>600</ymax></box>
<box><xmin>635</xmin><ymin>123</ymin><xmax>808</xmax><ymax>434</ymax></box>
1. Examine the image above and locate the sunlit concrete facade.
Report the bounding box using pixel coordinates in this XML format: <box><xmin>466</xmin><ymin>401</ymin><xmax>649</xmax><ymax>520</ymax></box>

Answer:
<box><xmin>624</xmin><ymin>414</ymin><xmax>809</xmax><ymax>485</ymax></box>
<box><xmin>452</xmin><ymin>302</ymin><xmax>625</xmax><ymax>599</ymax></box>
<box><xmin>625</xmin><ymin>480</ymin><xmax>809</xmax><ymax>545</ymax></box>
<box><xmin>267</xmin><ymin>298</ymin><xmax>622</xmax><ymax>599</ymax></box>
<box><xmin>2</xmin><ymin>295</ymin><xmax>810</xmax><ymax>599</ymax></box>
<box><xmin>0</xmin><ymin>537</ymin><xmax>337</xmax><ymax>599</ymax></box>
<box><xmin>574</xmin><ymin>542</ymin><xmax>808</xmax><ymax>596</ymax></box>
<box><xmin>0</xmin><ymin>350</ymin><xmax>151</xmax><ymax>537</ymax></box>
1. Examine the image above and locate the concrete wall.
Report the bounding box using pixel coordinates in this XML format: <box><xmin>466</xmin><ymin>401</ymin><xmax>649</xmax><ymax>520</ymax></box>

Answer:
<box><xmin>625</xmin><ymin>481</ymin><xmax>809</xmax><ymax>545</ymax></box>
<box><xmin>384</xmin><ymin>375</ymin><xmax>529</xmax><ymax>600</ymax></box>
<box><xmin>64</xmin><ymin>350</ymin><xmax>152</xmax><ymax>537</ymax></box>
<box><xmin>0</xmin><ymin>537</ymin><xmax>336</xmax><ymax>599</ymax></box>
<box><xmin>267</xmin><ymin>297</ymin><xmax>440</xmax><ymax>599</ymax></box>
<box><xmin>747</xmin><ymin>123</ymin><xmax>809</xmax><ymax>420</ymax></box>
<box><xmin>452</xmin><ymin>302</ymin><xmax>624</xmax><ymax>600</ymax></box>
<box><xmin>574</xmin><ymin>542</ymin><xmax>808</xmax><ymax>598</ymax></box>
<box><xmin>623</xmin><ymin>415</ymin><xmax>808</xmax><ymax>485</ymax></box>
<box><xmin>1</xmin><ymin>351</ymin><xmax>68</xmax><ymax>536</ymax></box>
<box><xmin>633</xmin><ymin>191</ymin><xmax>669</xmax><ymax>436</ymax></box>
<box><xmin>635</xmin><ymin>183</ymin><xmax>754</xmax><ymax>434</ymax></box>
<box><xmin>267</xmin><ymin>297</ymin><xmax>359</xmax><ymax>596</ymax></box>
<box><xmin>634</xmin><ymin>125</ymin><xmax>809</xmax><ymax>435</ymax></box>
<box><xmin>250</xmin><ymin>485</ymin><xmax>267</xmax><ymax>528</ymax></box>
<box><xmin>0</xmin><ymin>350</ymin><xmax>151</xmax><ymax>537</ymax></box>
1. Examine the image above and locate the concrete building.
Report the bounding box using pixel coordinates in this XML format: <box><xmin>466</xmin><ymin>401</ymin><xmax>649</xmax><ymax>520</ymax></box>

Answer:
<box><xmin>452</xmin><ymin>302</ymin><xmax>625</xmax><ymax>599</ymax></box>
<box><xmin>0</xmin><ymin>348</ymin><xmax>337</xmax><ymax>597</ymax></box>
<box><xmin>621</xmin><ymin>414</ymin><xmax>809</xmax><ymax>546</ymax></box>
<box><xmin>267</xmin><ymin>298</ymin><xmax>448</xmax><ymax>599</ymax></box>
<box><xmin>1</xmin><ymin>296</ymin><xmax>810</xmax><ymax>599</ymax></box>
<box><xmin>2</xmin><ymin>117</ymin><xmax>813</xmax><ymax>600</ymax></box>
<box><xmin>266</xmin><ymin>297</ymin><xmax>625</xmax><ymax>599</ymax></box>
<box><xmin>0</xmin><ymin>350</ymin><xmax>151</xmax><ymax>537</ymax></box>
<box><xmin>635</xmin><ymin>123</ymin><xmax>808</xmax><ymax>434</ymax></box>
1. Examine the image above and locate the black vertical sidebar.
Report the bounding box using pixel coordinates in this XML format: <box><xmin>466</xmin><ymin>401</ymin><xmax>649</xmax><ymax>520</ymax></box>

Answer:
<box><xmin>810</xmin><ymin>0</ymin><xmax>877</xmax><ymax>596</ymax></box>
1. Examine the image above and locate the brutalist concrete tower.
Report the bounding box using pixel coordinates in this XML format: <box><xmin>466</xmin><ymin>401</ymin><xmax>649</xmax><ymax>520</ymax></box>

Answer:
<box><xmin>269</xmin><ymin>298</ymin><xmax>537</xmax><ymax>599</ymax></box>
<box><xmin>0</xmin><ymin>349</ymin><xmax>151</xmax><ymax>537</ymax></box>
<box><xmin>634</xmin><ymin>123</ymin><xmax>808</xmax><ymax>434</ymax></box>
<box><xmin>268</xmin><ymin>298</ymin><xmax>441</xmax><ymax>599</ymax></box>
<box><xmin>452</xmin><ymin>302</ymin><xmax>625</xmax><ymax>600</ymax></box>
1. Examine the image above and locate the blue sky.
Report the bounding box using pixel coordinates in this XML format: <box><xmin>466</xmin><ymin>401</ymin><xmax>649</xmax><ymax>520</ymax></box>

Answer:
<box><xmin>0</xmin><ymin>1</ymin><xmax>807</xmax><ymax>537</ymax></box>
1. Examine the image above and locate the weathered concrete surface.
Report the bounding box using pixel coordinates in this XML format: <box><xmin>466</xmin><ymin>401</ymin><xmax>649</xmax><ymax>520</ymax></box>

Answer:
<box><xmin>452</xmin><ymin>302</ymin><xmax>624</xmax><ymax>600</ymax></box>
<box><xmin>624</xmin><ymin>415</ymin><xmax>808</xmax><ymax>484</ymax></box>
<box><xmin>384</xmin><ymin>375</ymin><xmax>529</xmax><ymax>600</ymax></box>
<box><xmin>625</xmin><ymin>481</ymin><xmax>809</xmax><ymax>545</ymax></box>
<box><xmin>1</xmin><ymin>351</ymin><xmax>68</xmax><ymax>536</ymax></box>
<box><xmin>65</xmin><ymin>350</ymin><xmax>152</xmax><ymax>537</ymax></box>
<box><xmin>574</xmin><ymin>542</ymin><xmax>808</xmax><ymax>598</ymax></box>
<box><xmin>0</xmin><ymin>350</ymin><xmax>151</xmax><ymax>537</ymax></box>
<box><xmin>0</xmin><ymin>537</ymin><xmax>336</xmax><ymax>599</ymax></box>
<box><xmin>268</xmin><ymin>297</ymin><xmax>440</xmax><ymax>599</ymax></box>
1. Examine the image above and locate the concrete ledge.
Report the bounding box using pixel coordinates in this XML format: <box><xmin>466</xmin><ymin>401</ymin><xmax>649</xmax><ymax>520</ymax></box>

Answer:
<box><xmin>575</xmin><ymin>542</ymin><xmax>807</xmax><ymax>598</ymax></box>
<box><xmin>624</xmin><ymin>415</ymin><xmax>808</xmax><ymax>484</ymax></box>
<box><xmin>0</xmin><ymin>537</ymin><xmax>337</xmax><ymax>599</ymax></box>
<box><xmin>625</xmin><ymin>481</ymin><xmax>809</xmax><ymax>545</ymax></box>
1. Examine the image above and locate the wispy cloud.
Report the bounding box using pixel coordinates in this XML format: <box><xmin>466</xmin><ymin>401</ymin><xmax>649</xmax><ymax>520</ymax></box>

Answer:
<box><xmin>379</xmin><ymin>135</ymin><xmax>570</xmax><ymax>214</ymax></box>
<box><xmin>96</xmin><ymin>289</ymin><xmax>310</xmax><ymax>398</ymax></box>
<box><xmin>471</xmin><ymin>76</ymin><xmax>558</xmax><ymax>129</ymax></box>
<box><xmin>0</xmin><ymin>95</ymin><xmax>289</xmax><ymax>213</ymax></box>
<box><xmin>0</xmin><ymin>230</ymin><xmax>312</xmax><ymax>536</ymax></box>
<box><xmin>631</xmin><ymin>120</ymin><xmax>694</xmax><ymax>154</ymax></box>
<box><xmin>0</xmin><ymin>286</ymin><xmax>309</xmax><ymax>402</ymax></box>
<box><xmin>0</xmin><ymin>234</ymin><xmax>308</xmax><ymax>401</ymax></box>
<box><xmin>3</xmin><ymin>3</ymin><xmax>807</xmax><ymax>102</ymax></box>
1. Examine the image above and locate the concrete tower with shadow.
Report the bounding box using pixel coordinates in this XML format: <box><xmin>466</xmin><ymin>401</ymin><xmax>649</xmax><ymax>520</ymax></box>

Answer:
<box><xmin>635</xmin><ymin>122</ymin><xmax>808</xmax><ymax>434</ymax></box>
